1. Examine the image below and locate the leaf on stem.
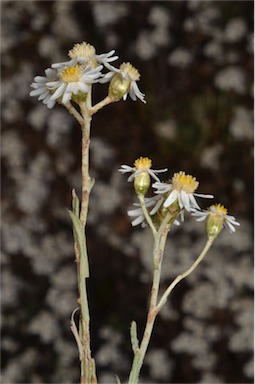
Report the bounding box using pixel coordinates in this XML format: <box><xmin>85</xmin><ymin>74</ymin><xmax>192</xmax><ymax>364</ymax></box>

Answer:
<box><xmin>115</xmin><ymin>374</ymin><xmax>122</xmax><ymax>384</ymax></box>
<box><xmin>70</xmin><ymin>307</ymin><xmax>84</xmax><ymax>361</ymax></box>
<box><xmin>130</xmin><ymin>321</ymin><xmax>139</xmax><ymax>353</ymax></box>
<box><xmin>67</xmin><ymin>209</ymin><xmax>89</xmax><ymax>277</ymax></box>
<box><xmin>72</xmin><ymin>188</ymin><xmax>80</xmax><ymax>217</ymax></box>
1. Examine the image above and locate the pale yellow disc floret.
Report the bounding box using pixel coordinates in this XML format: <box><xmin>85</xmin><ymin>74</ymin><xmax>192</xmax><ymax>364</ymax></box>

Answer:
<box><xmin>211</xmin><ymin>203</ymin><xmax>228</xmax><ymax>216</ymax></box>
<box><xmin>68</xmin><ymin>42</ymin><xmax>96</xmax><ymax>59</ymax></box>
<box><xmin>172</xmin><ymin>171</ymin><xmax>199</xmax><ymax>193</ymax></box>
<box><xmin>134</xmin><ymin>157</ymin><xmax>152</xmax><ymax>170</ymax></box>
<box><xmin>120</xmin><ymin>62</ymin><xmax>140</xmax><ymax>81</ymax></box>
<box><xmin>60</xmin><ymin>65</ymin><xmax>82</xmax><ymax>83</ymax></box>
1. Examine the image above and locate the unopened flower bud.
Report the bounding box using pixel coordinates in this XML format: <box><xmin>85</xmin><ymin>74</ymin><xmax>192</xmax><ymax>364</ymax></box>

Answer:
<box><xmin>206</xmin><ymin>214</ymin><xmax>224</xmax><ymax>239</ymax></box>
<box><xmin>108</xmin><ymin>73</ymin><xmax>131</xmax><ymax>100</ymax></box>
<box><xmin>134</xmin><ymin>171</ymin><xmax>150</xmax><ymax>195</ymax></box>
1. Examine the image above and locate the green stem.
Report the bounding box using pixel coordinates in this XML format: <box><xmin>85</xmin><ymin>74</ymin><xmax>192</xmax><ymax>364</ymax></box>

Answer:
<box><xmin>156</xmin><ymin>236</ymin><xmax>215</xmax><ymax>312</ymax></box>
<box><xmin>77</xmin><ymin>89</ymin><xmax>97</xmax><ymax>384</ymax></box>
<box><xmin>64</xmin><ymin>101</ymin><xmax>84</xmax><ymax>126</ymax></box>
<box><xmin>138</xmin><ymin>194</ymin><xmax>157</xmax><ymax>238</ymax></box>
<box><xmin>80</xmin><ymin>93</ymin><xmax>93</xmax><ymax>226</ymax></box>
<box><xmin>128</xmin><ymin>229</ymin><xmax>214</xmax><ymax>384</ymax></box>
<box><xmin>89</xmin><ymin>95</ymin><xmax>115</xmax><ymax>115</ymax></box>
<box><xmin>128</xmin><ymin>228</ymin><xmax>168</xmax><ymax>384</ymax></box>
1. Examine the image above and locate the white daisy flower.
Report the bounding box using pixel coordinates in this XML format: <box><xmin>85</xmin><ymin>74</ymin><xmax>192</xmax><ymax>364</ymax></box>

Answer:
<box><xmin>119</xmin><ymin>157</ymin><xmax>167</xmax><ymax>182</ymax></box>
<box><xmin>51</xmin><ymin>42</ymin><xmax>118</xmax><ymax>70</ymax></box>
<box><xmin>46</xmin><ymin>64</ymin><xmax>103</xmax><ymax>105</ymax></box>
<box><xmin>153</xmin><ymin>171</ymin><xmax>214</xmax><ymax>212</ymax></box>
<box><xmin>191</xmin><ymin>204</ymin><xmax>240</xmax><ymax>234</ymax></box>
<box><xmin>101</xmin><ymin>62</ymin><xmax>146</xmax><ymax>103</ymax></box>
<box><xmin>30</xmin><ymin>68</ymin><xmax>58</xmax><ymax>109</ymax></box>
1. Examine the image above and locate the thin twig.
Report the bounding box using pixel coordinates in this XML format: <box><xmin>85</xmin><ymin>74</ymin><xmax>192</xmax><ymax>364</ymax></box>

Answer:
<box><xmin>138</xmin><ymin>194</ymin><xmax>157</xmax><ymax>238</ymax></box>
<box><xmin>156</xmin><ymin>237</ymin><xmax>215</xmax><ymax>312</ymax></box>
<box><xmin>89</xmin><ymin>95</ymin><xmax>115</xmax><ymax>115</ymax></box>
<box><xmin>64</xmin><ymin>102</ymin><xmax>84</xmax><ymax>126</ymax></box>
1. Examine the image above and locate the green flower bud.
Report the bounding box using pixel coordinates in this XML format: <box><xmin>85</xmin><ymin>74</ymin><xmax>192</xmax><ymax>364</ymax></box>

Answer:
<box><xmin>206</xmin><ymin>215</ymin><xmax>224</xmax><ymax>239</ymax></box>
<box><xmin>108</xmin><ymin>73</ymin><xmax>131</xmax><ymax>101</ymax></box>
<box><xmin>134</xmin><ymin>171</ymin><xmax>150</xmax><ymax>195</ymax></box>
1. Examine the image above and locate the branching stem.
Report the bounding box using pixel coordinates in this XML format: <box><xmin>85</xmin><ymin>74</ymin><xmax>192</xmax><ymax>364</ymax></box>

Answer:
<box><xmin>128</xmin><ymin>205</ymin><xmax>214</xmax><ymax>384</ymax></box>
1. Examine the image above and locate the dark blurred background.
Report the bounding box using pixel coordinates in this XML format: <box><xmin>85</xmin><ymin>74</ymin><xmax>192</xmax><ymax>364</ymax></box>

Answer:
<box><xmin>1</xmin><ymin>1</ymin><xmax>254</xmax><ymax>383</ymax></box>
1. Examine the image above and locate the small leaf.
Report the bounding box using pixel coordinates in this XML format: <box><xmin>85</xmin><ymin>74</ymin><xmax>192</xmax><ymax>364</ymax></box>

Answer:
<box><xmin>72</xmin><ymin>189</ymin><xmax>80</xmax><ymax>217</ymax></box>
<box><xmin>68</xmin><ymin>210</ymin><xmax>89</xmax><ymax>277</ymax></box>
<box><xmin>130</xmin><ymin>321</ymin><xmax>139</xmax><ymax>353</ymax></box>
<box><xmin>114</xmin><ymin>374</ymin><xmax>121</xmax><ymax>384</ymax></box>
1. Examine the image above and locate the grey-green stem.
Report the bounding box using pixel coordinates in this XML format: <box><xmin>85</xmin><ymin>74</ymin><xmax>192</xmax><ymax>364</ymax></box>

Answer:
<box><xmin>76</xmin><ymin>89</ymin><xmax>97</xmax><ymax>384</ymax></box>
<box><xmin>128</xmin><ymin>220</ymin><xmax>169</xmax><ymax>384</ymax></box>
<box><xmin>128</xmin><ymin>209</ymin><xmax>214</xmax><ymax>384</ymax></box>
<box><xmin>156</xmin><ymin>236</ymin><xmax>215</xmax><ymax>312</ymax></box>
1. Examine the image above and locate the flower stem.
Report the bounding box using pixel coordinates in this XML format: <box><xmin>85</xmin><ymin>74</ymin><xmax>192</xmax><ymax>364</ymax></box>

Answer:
<box><xmin>138</xmin><ymin>194</ymin><xmax>157</xmax><ymax>238</ymax></box>
<box><xmin>76</xmin><ymin>88</ymin><xmax>97</xmax><ymax>384</ymax></box>
<box><xmin>156</xmin><ymin>236</ymin><xmax>215</xmax><ymax>312</ymax></box>
<box><xmin>64</xmin><ymin>101</ymin><xmax>84</xmax><ymax>126</ymax></box>
<box><xmin>89</xmin><ymin>95</ymin><xmax>115</xmax><ymax>115</ymax></box>
<box><xmin>128</xmin><ymin>227</ymin><xmax>168</xmax><ymax>384</ymax></box>
<box><xmin>128</xmin><ymin>229</ymin><xmax>214</xmax><ymax>383</ymax></box>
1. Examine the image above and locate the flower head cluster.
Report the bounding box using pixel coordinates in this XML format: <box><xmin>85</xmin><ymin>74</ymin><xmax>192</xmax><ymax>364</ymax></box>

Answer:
<box><xmin>120</xmin><ymin>161</ymin><xmax>239</xmax><ymax>235</ymax></box>
<box><xmin>30</xmin><ymin>42</ymin><xmax>145</xmax><ymax>108</ymax></box>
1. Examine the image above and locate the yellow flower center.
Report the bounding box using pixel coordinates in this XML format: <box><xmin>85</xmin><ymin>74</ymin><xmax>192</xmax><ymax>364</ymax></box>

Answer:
<box><xmin>120</xmin><ymin>62</ymin><xmax>140</xmax><ymax>81</ymax></box>
<box><xmin>68</xmin><ymin>42</ymin><xmax>96</xmax><ymax>59</ymax></box>
<box><xmin>172</xmin><ymin>171</ymin><xmax>199</xmax><ymax>193</ymax></box>
<box><xmin>60</xmin><ymin>65</ymin><xmax>82</xmax><ymax>83</ymax></box>
<box><xmin>134</xmin><ymin>157</ymin><xmax>152</xmax><ymax>170</ymax></box>
<box><xmin>210</xmin><ymin>204</ymin><xmax>228</xmax><ymax>216</ymax></box>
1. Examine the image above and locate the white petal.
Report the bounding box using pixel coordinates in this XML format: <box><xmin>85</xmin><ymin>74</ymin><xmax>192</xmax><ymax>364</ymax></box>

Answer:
<box><xmin>148</xmin><ymin>170</ymin><xmax>160</xmax><ymax>181</ymax></box>
<box><xmin>226</xmin><ymin>216</ymin><xmax>240</xmax><ymax>226</ymax></box>
<box><xmin>38</xmin><ymin>90</ymin><xmax>49</xmax><ymax>100</ymax></box>
<box><xmin>164</xmin><ymin>190</ymin><xmax>178</xmax><ymax>208</ymax></box>
<box><xmin>50</xmin><ymin>83</ymin><xmax>66</xmax><ymax>100</ymax></box>
<box><xmin>188</xmin><ymin>193</ymin><xmax>200</xmax><ymax>210</ymax></box>
<box><xmin>180</xmin><ymin>191</ymin><xmax>189</xmax><ymax>210</ymax></box>
<box><xmin>127</xmin><ymin>174</ymin><xmax>135</xmax><ymax>182</ymax></box>
<box><xmin>131</xmin><ymin>81</ymin><xmax>146</xmax><ymax>103</ymax></box>
<box><xmin>62</xmin><ymin>91</ymin><xmax>72</xmax><ymax>104</ymax></box>
<box><xmin>128</xmin><ymin>208</ymin><xmax>143</xmax><ymax>217</ymax></box>
<box><xmin>30</xmin><ymin>88</ymin><xmax>44</xmax><ymax>97</ymax></box>
<box><xmin>131</xmin><ymin>216</ymin><xmax>144</xmax><ymax>226</ymax></box>
<box><xmin>193</xmin><ymin>193</ymin><xmax>214</xmax><ymax>199</ymax></box>
<box><xmin>224</xmin><ymin>221</ymin><xmax>236</xmax><ymax>233</ymax></box>
<box><xmin>119</xmin><ymin>165</ymin><xmax>133</xmax><ymax>172</ymax></box>
<box><xmin>78</xmin><ymin>82</ymin><xmax>89</xmax><ymax>93</ymax></box>
<box><xmin>150</xmin><ymin>197</ymin><xmax>164</xmax><ymax>215</ymax></box>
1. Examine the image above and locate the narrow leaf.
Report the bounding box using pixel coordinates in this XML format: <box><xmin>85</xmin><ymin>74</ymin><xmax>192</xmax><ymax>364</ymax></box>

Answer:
<box><xmin>115</xmin><ymin>374</ymin><xmax>121</xmax><ymax>384</ymax></box>
<box><xmin>70</xmin><ymin>307</ymin><xmax>84</xmax><ymax>361</ymax></box>
<box><xmin>72</xmin><ymin>188</ymin><xmax>80</xmax><ymax>217</ymax></box>
<box><xmin>130</xmin><ymin>321</ymin><xmax>139</xmax><ymax>353</ymax></box>
<box><xmin>68</xmin><ymin>210</ymin><xmax>89</xmax><ymax>277</ymax></box>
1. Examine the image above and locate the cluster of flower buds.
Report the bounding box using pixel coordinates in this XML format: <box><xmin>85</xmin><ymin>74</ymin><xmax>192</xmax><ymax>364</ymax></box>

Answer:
<box><xmin>119</xmin><ymin>157</ymin><xmax>240</xmax><ymax>237</ymax></box>
<box><xmin>30</xmin><ymin>42</ymin><xmax>146</xmax><ymax>108</ymax></box>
